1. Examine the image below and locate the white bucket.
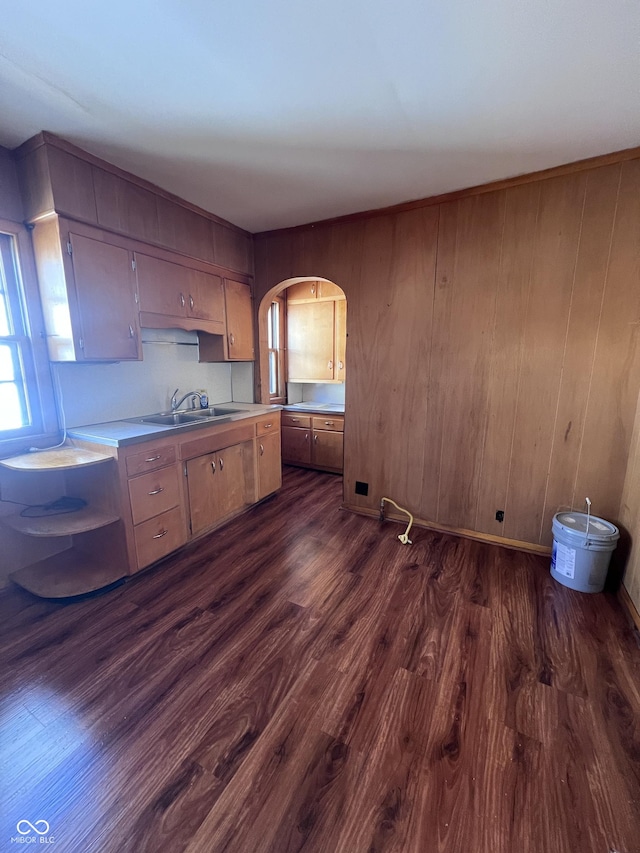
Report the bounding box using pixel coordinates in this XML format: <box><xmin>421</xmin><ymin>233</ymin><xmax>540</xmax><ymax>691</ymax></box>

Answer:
<box><xmin>551</xmin><ymin>511</ymin><xmax>619</xmax><ymax>593</ymax></box>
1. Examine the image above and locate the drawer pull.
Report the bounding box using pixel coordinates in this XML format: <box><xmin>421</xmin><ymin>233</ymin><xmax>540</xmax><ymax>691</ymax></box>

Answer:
<box><xmin>219</xmin><ymin>456</ymin><xmax>224</xmax><ymax>471</ymax></box>
<box><xmin>148</xmin><ymin>487</ymin><xmax>164</xmax><ymax>496</ymax></box>
<box><xmin>152</xmin><ymin>529</ymin><xmax>168</xmax><ymax>539</ymax></box>
<box><xmin>263</xmin><ymin>422</ymin><xmax>272</xmax><ymax>429</ymax></box>
<box><xmin>145</xmin><ymin>455</ymin><xmax>161</xmax><ymax>462</ymax></box>
<box><xmin>324</xmin><ymin>421</ymin><xmax>334</xmax><ymax>426</ymax></box>
<box><xmin>291</xmin><ymin>417</ymin><xmax>299</xmax><ymax>422</ymax></box>
<box><xmin>211</xmin><ymin>459</ymin><xmax>216</xmax><ymax>474</ymax></box>
<box><xmin>260</xmin><ymin>443</ymin><xmax>264</xmax><ymax>456</ymax></box>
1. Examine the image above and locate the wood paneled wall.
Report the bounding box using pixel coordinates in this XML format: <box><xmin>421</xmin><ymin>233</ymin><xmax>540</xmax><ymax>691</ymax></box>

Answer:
<box><xmin>254</xmin><ymin>157</ymin><xmax>640</xmax><ymax>551</ymax></box>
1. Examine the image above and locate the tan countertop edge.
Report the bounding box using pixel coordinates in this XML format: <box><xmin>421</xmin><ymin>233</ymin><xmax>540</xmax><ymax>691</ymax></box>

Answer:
<box><xmin>67</xmin><ymin>403</ymin><xmax>283</xmax><ymax>448</ymax></box>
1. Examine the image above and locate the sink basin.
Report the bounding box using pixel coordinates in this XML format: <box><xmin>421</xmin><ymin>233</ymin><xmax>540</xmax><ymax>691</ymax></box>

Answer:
<box><xmin>140</xmin><ymin>412</ymin><xmax>207</xmax><ymax>426</ymax></box>
<box><xmin>188</xmin><ymin>406</ymin><xmax>243</xmax><ymax>418</ymax></box>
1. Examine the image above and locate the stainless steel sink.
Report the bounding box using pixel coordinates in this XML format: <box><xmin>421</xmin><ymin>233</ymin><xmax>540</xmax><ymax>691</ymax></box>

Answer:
<box><xmin>187</xmin><ymin>406</ymin><xmax>243</xmax><ymax>418</ymax></box>
<box><xmin>139</xmin><ymin>412</ymin><xmax>207</xmax><ymax>426</ymax></box>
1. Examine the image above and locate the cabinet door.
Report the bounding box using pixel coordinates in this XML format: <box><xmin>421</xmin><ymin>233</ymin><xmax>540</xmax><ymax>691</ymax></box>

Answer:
<box><xmin>224</xmin><ymin>280</ymin><xmax>254</xmax><ymax>360</ymax></box>
<box><xmin>317</xmin><ymin>280</ymin><xmax>344</xmax><ymax>301</ymax></box>
<box><xmin>287</xmin><ymin>301</ymin><xmax>335</xmax><ymax>381</ymax></box>
<box><xmin>312</xmin><ymin>430</ymin><xmax>344</xmax><ymax>471</ymax></box>
<box><xmin>69</xmin><ymin>233</ymin><xmax>140</xmax><ymax>360</ymax></box>
<box><xmin>136</xmin><ymin>253</ymin><xmax>189</xmax><ymax>317</ymax></box>
<box><xmin>186</xmin><ymin>452</ymin><xmax>220</xmax><ymax>536</ymax></box>
<box><xmin>257</xmin><ymin>432</ymin><xmax>282</xmax><ymax>499</ymax></box>
<box><xmin>188</xmin><ymin>270</ymin><xmax>225</xmax><ymax>330</ymax></box>
<box><xmin>216</xmin><ymin>443</ymin><xmax>247</xmax><ymax>517</ymax></box>
<box><xmin>281</xmin><ymin>426</ymin><xmax>312</xmax><ymax>465</ymax></box>
<box><xmin>286</xmin><ymin>280</ymin><xmax>319</xmax><ymax>302</ymax></box>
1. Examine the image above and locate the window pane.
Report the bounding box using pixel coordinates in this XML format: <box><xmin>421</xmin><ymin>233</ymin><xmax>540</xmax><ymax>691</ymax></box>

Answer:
<box><xmin>0</xmin><ymin>293</ymin><xmax>10</xmax><ymax>336</ymax></box>
<box><xmin>269</xmin><ymin>351</ymin><xmax>277</xmax><ymax>395</ymax></box>
<box><xmin>267</xmin><ymin>305</ymin><xmax>273</xmax><ymax>349</ymax></box>
<box><xmin>0</xmin><ymin>383</ymin><xmax>24</xmax><ymax>430</ymax></box>
<box><xmin>0</xmin><ymin>344</ymin><xmax>15</xmax><ymax>380</ymax></box>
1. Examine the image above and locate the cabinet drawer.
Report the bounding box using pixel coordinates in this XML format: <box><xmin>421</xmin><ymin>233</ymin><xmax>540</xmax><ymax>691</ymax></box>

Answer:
<box><xmin>312</xmin><ymin>416</ymin><xmax>344</xmax><ymax>432</ymax></box>
<box><xmin>126</xmin><ymin>444</ymin><xmax>176</xmax><ymax>476</ymax></box>
<box><xmin>128</xmin><ymin>465</ymin><xmax>181</xmax><ymax>525</ymax></box>
<box><xmin>256</xmin><ymin>414</ymin><xmax>281</xmax><ymax>435</ymax></box>
<box><xmin>134</xmin><ymin>506</ymin><xmax>185</xmax><ymax>570</ymax></box>
<box><xmin>282</xmin><ymin>413</ymin><xmax>311</xmax><ymax>428</ymax></box>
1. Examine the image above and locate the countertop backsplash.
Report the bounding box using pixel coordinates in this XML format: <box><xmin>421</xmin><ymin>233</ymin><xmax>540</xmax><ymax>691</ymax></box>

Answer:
<box><xmin>54</xmin><ymin>328</ymin><xmax>253</xmax><ymax>427</ymax></box>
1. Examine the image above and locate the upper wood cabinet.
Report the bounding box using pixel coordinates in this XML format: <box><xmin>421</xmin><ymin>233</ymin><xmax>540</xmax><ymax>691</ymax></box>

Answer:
<box><xmin>15</xmin><ymin>133</ymin><xmax>253</xmax><ymax>276</ymax></box>
<box><xmin>286</xmin><ymin>279</ymin><xmax>345</xmax><ymax>303</ymax></box>
<box><xmin>136</xmin><ymin>252</ymin><xmax>225</xmax><ymax>335</ymax></box>
<box><xmin>199</xmin><ymin>279</ymin><xmax>254</xmax><ymax>362</ymax></box>
<box><xmin>287</xmin><ymin>297</ymin><xmax>346</xmax><ymax>383</ymax></box>
<box><xmin>31</xmin><ymin>218</ymin><xmax>141</xmax><ymax>362</ymax></box>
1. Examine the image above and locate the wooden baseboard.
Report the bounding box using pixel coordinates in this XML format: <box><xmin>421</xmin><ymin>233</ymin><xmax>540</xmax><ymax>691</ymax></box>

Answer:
<box><xmin>341</xmin><ymin>502</ymin><xmax>552</xmax><ymax>556</ymax></box>
<box><xmin>618</xmin><ymin>584</ymin><xmax>640</xmax><ymax>634</ymax></box>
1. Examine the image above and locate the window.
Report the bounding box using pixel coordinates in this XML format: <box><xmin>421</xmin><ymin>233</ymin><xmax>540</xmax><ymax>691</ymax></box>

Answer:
<box><xmin>0</xmin><ymin>224</ymin><xmax>57</xmax><ymax>454</ymax></box>
<box><xmin>267</xmin><ymin>296</ymin><xmax>286</xmax><ymax>403</ymax></box>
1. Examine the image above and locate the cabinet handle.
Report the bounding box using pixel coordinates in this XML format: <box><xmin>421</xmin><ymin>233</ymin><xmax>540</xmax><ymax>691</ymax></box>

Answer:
<box><xmin>311</xmin><ymin>283</ymin><xmax>316</xmax><ymax>295</ymax></box>
<box><xmin>324</xmin><ymin>421</ymin><xmax>334</xmax><ymax>426</ymax></box>
<box><xmin>305</xmin><ymin>433</ymin><xmax>309</xmax><ymax>441</ymax></box>
<box><xmin>211</xmin><ymin>459</ymin><xmax>216</xmax><ymax>474</ymax></box>
<box><xmin>147</xmin><ymin>487</ymin><xmax>164</xmax><ymax>495</ymax></box>
<box><xmin>180</xmin><ymin>293</ymin><xmax>185</xmax><ymax>308</ymax></box>
<box><xmin>189</xmin><ymin>294</ymin><xmax>194</xmax><ymax>310</ymax></box>
<box><xmin>328</xmin><ymin>360</ymin><xmax>333</xmax><ymax>370</ymax></box>
<box><xmin>128</xmin><ymin>324</ymin><xmax>135</xmax><ymax>338</ymax></box>
<box><xmin>263</xmin><ymin>423</ymin><xmax>272</xmax><ymax>429</ymax></box>
<box><xmin>219</xmin><ymin>456</ymin><xmax>224</xmax><ymax>471</ymax></box>
<box><xmin>152</xmin><ymin>529</ymin><xmax>168</xmax><ymax>539</ymax></box>
<box><xmin>314</xmin><ymin>434</ymin><xmax>318</xmax><ymax>443</ymax></box>
<box><xmin>338</xmin><ymin>361</ymin><xmax>344</xmax><ymax>370</ymax></box>
<box><xmin>145</xmin><ymin>455</ymin><xmax>161</xmax><ymax>462</ymax></box>
<box><xmin>260</xmin><ymin>443</ymin><xmax>264</xmax><ymax>456</ymax></box>
<box><xmin>229</xmin><ymin>332</ymin><xmax>235</xmax><ymax>346</ymax></box>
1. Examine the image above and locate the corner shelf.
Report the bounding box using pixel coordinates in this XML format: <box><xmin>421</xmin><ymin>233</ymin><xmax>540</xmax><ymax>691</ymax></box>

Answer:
<box><xmin>1</xmin><ymin>443</ymin><xmax>127</xmax><ymax>598</ymax></box>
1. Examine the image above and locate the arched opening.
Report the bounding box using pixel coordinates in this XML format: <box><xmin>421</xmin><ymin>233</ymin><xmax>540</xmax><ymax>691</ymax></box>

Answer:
<box><xmin>256</xmin><ymin>277</ymin><xmax>347</xmax><ymax>407</ymax></box>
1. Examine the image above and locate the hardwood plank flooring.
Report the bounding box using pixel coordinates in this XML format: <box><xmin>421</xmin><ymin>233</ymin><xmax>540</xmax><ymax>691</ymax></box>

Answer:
<box><xmin>1</xmin><ymin>466</ymin><xmax>639</xmax><ymax>853</ymax></box>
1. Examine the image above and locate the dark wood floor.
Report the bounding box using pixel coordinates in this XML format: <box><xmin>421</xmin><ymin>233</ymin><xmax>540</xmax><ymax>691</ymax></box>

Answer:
<box><xmin>1</xmin><ymin>466</ymin><xmax>639</xmax><ymax>853</ymax></box>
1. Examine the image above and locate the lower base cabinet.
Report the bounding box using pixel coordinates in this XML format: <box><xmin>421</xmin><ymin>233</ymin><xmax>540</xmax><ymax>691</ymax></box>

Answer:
<box><xmin>186</xmin><ymin>441</ymin><xmax>253</xmax><ymax>536</ymax></box>
<box><xmin>257</xmin><ymin>430</ymin><xmax>283</xmax><ymax>499</ymax></box>
<box><xmin>281</xmin><ymin>413</ymin><xmax>344</xmax><ymax>473</ymax></box>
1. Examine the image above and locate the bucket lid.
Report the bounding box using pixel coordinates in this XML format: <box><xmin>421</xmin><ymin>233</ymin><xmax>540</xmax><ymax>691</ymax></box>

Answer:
<box><xmin>553</xmin><ymin>511</ymin><xmax>619</xmax><ymax>540</ymax></box>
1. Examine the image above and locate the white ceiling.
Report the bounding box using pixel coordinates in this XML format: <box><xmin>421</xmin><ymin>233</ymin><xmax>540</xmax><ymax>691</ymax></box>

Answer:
<box><xmin>0</xmin><ymin>0</ymin><xmax>638</xmax><ymax>232</ymax></box>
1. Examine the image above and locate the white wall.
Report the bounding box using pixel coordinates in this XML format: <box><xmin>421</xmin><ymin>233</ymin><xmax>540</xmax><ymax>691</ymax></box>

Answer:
<box><xmin>288</xmin><ymin>382</ymin><xmax>346</xmax><ymax>406</ymax></box>
<box><xmin>54</xmin><ymin>328</ymin><xmax>254</xmax><ymax>427</ymax></box>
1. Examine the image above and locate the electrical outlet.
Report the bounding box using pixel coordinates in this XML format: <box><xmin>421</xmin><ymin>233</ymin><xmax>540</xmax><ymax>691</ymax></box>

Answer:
<box><xmin>495</xmin><ymin>510</ymin><xmax>505</xmax><ymax>523</ymax></box>
<box><xmin>355</xmin><ymin>481</ymin><xmax>369</xmax><ymax>496</ymax></box>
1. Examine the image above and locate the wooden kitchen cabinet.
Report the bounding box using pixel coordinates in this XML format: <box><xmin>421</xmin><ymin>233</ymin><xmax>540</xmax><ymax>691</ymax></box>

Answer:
<box><xmin>198</xmin><ymin>279</ymin><xmax>255</xmax><ymax>362</ymax></box>
<box><xmin>136</xmin><ymin>252</ymin><xmax>226</xmax><ymax>335</ymax></box>
<box><xmin>31</xmin><ymin>218</ymin><xmax>141</xmax><ymax>362</ymax></box>
<box><xmin>186</xmin><ymin>442</ymin><xmax>252</xmax><ymax>536</ymax></box>
<box><xmin>256</xmin><ymin>415</ymin><xmax>282</xmax><ymax>499</ymax></box>
<box><xmin>287</xmin><ymin>298</ymin><xmax>346</xmax><ymax>383</ymax></box>
<box><xmin>282</xmin><ymin>413</ymin><xmax>344</xmax><ymax>473</ymax></box>
<box><xmin>286</xmin><ymin>279</ymin><xmax>345</xmax><ymax>303</ymax></box>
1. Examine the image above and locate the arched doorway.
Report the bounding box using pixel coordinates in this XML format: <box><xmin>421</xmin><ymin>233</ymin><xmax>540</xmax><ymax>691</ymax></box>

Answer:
<box><xmin>256</xmin><ymin>277</ymin><xmax>347</xmax><ymax>407</ymax></box>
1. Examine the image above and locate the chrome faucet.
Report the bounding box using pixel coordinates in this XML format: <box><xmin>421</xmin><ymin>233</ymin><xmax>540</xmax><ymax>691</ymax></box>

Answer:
<box><xmin>170</xmin><ymin>388</ymin><xmax>204</xmax><ymax>411</ymax></box>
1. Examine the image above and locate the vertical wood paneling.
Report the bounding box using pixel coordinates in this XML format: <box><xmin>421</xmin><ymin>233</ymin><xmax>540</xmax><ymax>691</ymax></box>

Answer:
<box><xmin>504</xmin><ymin>173</ymin><xmax>588</xmax><ymax>543</ymax></box>
<box><xmin>254</xmin><ymin>156</ymin><xmax>640</xmax><ymax>550</ymax></box>
<box><xmin>434</xmin><ymin>192</ymin><xmax>505</xmax><ymax>528</ymax></box>
<box><xmin>573</xmin><ymin>158</ymin><xmax>640</xmax><ymax>524</ymax></box>
<box><xmin>347</xmin><ymin>209</ymin><xmax>438</xmax><ymax>511</ymax></box>
<box><xmin>475</xmin><ymin>182</ymin><xmax>540</xmax><ymax>535</ymax></box>
<box><xmin>539</xmin><ymin>165</ymin><xmax>621</xmax><ymax>543</ymax></box>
